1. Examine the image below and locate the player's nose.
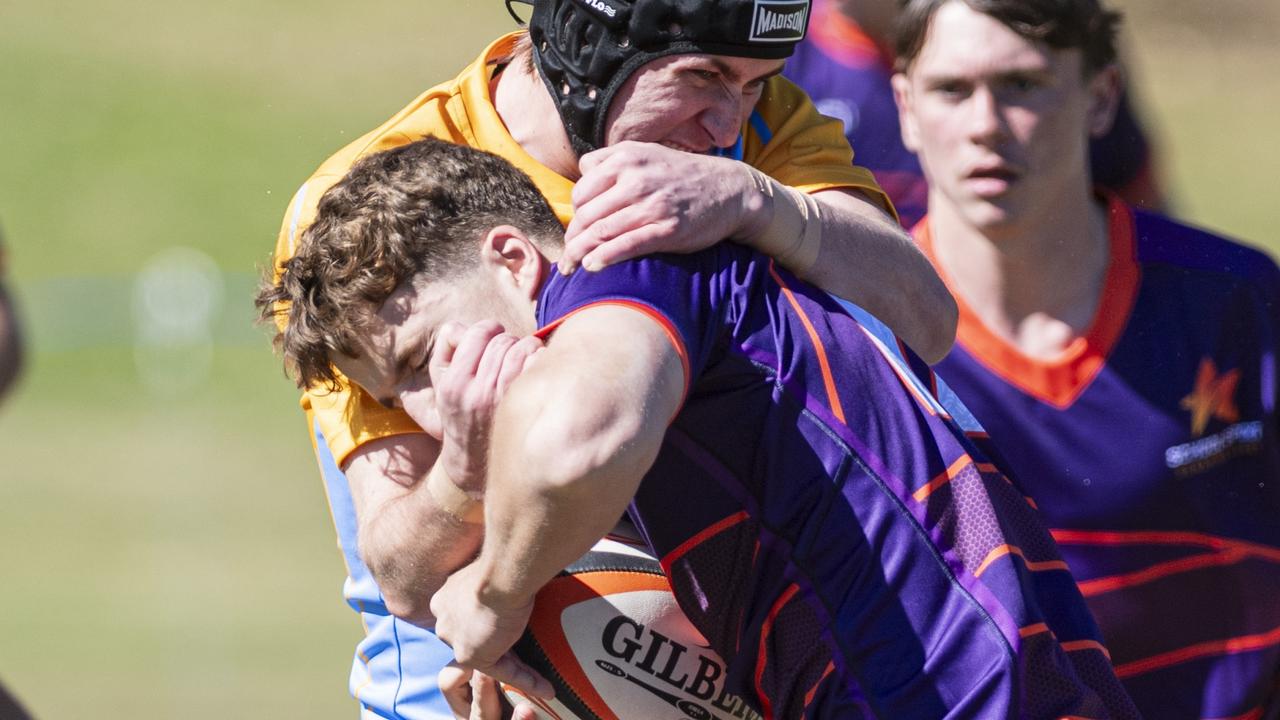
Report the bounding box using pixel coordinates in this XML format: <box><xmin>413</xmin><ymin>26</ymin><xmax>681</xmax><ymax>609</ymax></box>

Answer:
<box><xmin>965</xmin><ymin>86</ymin><xmax>1007</xmax><ymax>144</ymax></box>
<box><xmin>702</xmin><ymin>98</ymin><xmax>744</xmax><ymax>150</ymax></box>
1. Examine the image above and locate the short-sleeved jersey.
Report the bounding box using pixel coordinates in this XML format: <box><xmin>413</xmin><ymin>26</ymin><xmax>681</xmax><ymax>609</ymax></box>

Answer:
<box><xmin>275</xmin><ymin>31</ymin><xmax>889</xmax><ymax>467</ymax></box>
<box><xmin>277</xmin><ymin>32</ymin><xmax>889</xmax><ymax>719</ymax></box>
<box><xmin>783</xmin><ymin>0</ymin><xmax>1165</xmax><ymax>226</ymax></box>
<box><xmin>534</xmin><ymin>246</ymin><xmax>1140</xmax><ymax>718</ymax></box>
<box><xmin>918</xmin><ymin>198</ymin><xmax>1280</xmax><ymax>719</ymax></box>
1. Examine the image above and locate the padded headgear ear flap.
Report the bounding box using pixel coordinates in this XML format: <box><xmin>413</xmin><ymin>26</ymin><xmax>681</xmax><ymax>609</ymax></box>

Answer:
<box><xmin>512</xmin><ymin>0</ymin><xmax>811</xmax><ymax>155</ymax></box>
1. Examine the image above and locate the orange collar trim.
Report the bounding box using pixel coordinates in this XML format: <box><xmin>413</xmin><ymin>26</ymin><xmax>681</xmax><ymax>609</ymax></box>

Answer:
<box><xmin>915</xmin><ymin>195</ymin><xmax>1141</xmax><ymax>408</ymax></box>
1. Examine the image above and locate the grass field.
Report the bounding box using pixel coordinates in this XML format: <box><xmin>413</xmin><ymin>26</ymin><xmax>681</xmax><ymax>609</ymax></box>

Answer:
<box><xmin>0</xmin><ymin>1</ymin><xmax>1275</xmax><ymax>717</ymax></box>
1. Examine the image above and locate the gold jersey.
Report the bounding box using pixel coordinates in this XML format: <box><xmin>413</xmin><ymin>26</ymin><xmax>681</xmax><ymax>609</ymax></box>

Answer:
<box><xmin>274</xmin><ymin>31</ymin><xmax>889</xmax><ymax>465</ymax></box>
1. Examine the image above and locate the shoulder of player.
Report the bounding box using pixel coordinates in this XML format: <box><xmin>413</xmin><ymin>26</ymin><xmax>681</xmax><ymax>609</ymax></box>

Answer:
<box><xmin>587</xmin><ymin>245</ymin><xmax>751</xmax><ymax>281</ymax></box>
<box><xmin>1131</xmin><ymin>209</ymin><xmax>1280</xmax><ymax>292</ymax></box>
<box><xmin>274</xmin><ymin>84</ymin><xmax>469</xmax><ymax>262</ymax></box>
<box><xmin>536</xmin><ymin>246</ymin><xmax>753</xmax><ymax>325</ymax></box>
<box><xmin>749</xmin><ymin>74</ymin><xmax>830</xmax><ymax>142</ymax></box>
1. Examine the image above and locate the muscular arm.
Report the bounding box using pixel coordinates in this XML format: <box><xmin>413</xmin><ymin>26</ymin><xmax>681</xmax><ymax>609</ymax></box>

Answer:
<box><xmin>797</xmin><ymin>187</ymin><xmax>957</xmax><ymax>364</ymax></box>
<box><xmin>560</xmin><ymin>142</ymin><xmax>957</xmax><ymax>364</ymax></box>
<box><xmin>341</xmin><ymin>324</ymin><xmax>543</xmax><ymax>628</ymax></box>
<box><xmin>344</xmin><ymin>434</ymin><xmax>483</xmax><ymax>627</ymax></box>
<box><xmin>481</xmin><ymin>306</ymin><xmax>683</xmax><ymax>602</ymax></box>
<box><xmin>430</xmin><ymin>306</ymin><xmax>685</xmax><ymax>669</ymax></box>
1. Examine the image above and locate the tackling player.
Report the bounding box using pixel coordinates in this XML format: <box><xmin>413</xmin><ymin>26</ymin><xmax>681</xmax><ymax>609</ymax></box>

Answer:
<box><xmin>270</xmin><ymin>0</ymin><xmax>958</xmax><ymax>715</ymax></box>
<box><xmin>890</xmin><ymin>0</ymin><xmax>1280</xmax><ymax>716</ymax></box>
<box><xmin>783</xmin><ymin>0</ymin><xmax>1166</xmax><ymax>229</ymax></box>
<box><xmin>264</xmin><ymin>136</ymin><xmax>1141</xmax><ymax>719</ymax></box>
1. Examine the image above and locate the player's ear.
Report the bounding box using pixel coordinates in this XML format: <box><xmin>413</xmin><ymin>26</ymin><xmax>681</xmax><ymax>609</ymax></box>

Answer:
<box><xmin>1085</xmin><ymin>63</ymin><xmax>1123</xmax><ymax>139</ymax></box>
<box><xmin>891</xmin><ymin>72</ymin><xmax>922</xmax><ymax>152</ymax></box>
<box><xmin>479</xmin><ymin>225</ymin><xmax>547</xmax><ymax>301</ymax></box>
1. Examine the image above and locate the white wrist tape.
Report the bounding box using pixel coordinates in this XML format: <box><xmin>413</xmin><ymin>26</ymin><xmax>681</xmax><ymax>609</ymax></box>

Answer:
<box><xmin>428</xmin><ymin>466</ymin><xmax>484</xmax><ymax>524</ymax></box>
<box><xmin>747</xmin><ymin>168</ymin><xmax>823</xmax><ymax>275</ymax></box>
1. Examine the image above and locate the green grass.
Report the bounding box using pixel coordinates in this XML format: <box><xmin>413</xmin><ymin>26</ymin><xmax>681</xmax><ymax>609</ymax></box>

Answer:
<box><xmin>1120</xmin><ymin>0</ymin><xmax>1280</xmax><ymax>250</ymax></box>
<box><xmin>0</xmin><ymin>2</ymin><xmax>517</xmax><ymax>715</ymax></box>
<box><xmin>0</xmin><ymin>0</ymin><xmax>1275</xmax><ymax>716</ymax></box>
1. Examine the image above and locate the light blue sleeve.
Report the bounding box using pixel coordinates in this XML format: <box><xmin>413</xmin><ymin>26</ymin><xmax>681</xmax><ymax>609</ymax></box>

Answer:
<box><xmin>313</xmin><ymin>422</ymin><xmax>456</xmax><ymax>719</ymax></box>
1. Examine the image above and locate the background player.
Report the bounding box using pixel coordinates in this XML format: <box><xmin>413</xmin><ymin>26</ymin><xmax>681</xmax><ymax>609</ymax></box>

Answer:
<box><xmin>783</xmin><ymin>0</ymin><xmax>1167</xmax><ymax>228</ymax></box>
<box><xmin>0</xmin><ymin>230</ymin><xmax>23</xmax><ymax>402</ymax></box>
<box><xmin>0</xmin><ymin>229</ymin><xmax>31</xmax><ymax>720</ymax></box>
<box><xmin>269</xmin><ymin>0</ymin><xmax>959</xmax><ymax>715</ymax></box>
<box><xmin>265</xmin><ymin>136</ymin><xmax>1141</xmax><ymax>719</ymax></box>
<box><xmin>890</xmin><ymin>0</ymin><xmax>1280</xmax><ymax>716</ymax></box>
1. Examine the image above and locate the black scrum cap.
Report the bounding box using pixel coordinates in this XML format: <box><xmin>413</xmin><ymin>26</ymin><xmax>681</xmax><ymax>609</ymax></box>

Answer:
<box><xmin>508</xmin><ymin>0</ymin><xmax>811</xmax><ymax>154</ymax></box>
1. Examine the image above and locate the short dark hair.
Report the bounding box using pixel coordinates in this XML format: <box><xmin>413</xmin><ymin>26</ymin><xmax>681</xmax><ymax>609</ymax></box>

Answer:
<box><xmin>256</xmin><ymin>138</ymin><xmax>563</xmax><ymax>390</ymax></box>
<box><xmin>893</xmin><ymin>0</ymin><xmax>1121</xmax><ymax>75</ymax></box>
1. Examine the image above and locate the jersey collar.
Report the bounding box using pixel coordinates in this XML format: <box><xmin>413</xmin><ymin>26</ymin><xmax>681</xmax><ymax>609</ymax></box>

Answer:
<box><xmin>457</xmin><ymin>32</ymin><xmax>577</xmax><ymax>225</ymax></box>
<box><xmin>915</xmin><ymin>193</ymin><xmax>1141</xmax><ymax>408</ymax></box>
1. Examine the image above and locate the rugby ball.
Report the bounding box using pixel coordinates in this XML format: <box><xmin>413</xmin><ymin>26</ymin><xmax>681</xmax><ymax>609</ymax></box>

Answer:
<box><xmin>503</xmin><ymin>536</ymin><xmax>758</xmax><ymax>720</ymax></box>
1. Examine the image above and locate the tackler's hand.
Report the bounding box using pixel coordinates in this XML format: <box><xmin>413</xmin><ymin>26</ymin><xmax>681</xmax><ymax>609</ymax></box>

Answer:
<box><xmin>559</xmin><ymin>141</ymin><xmax>765</xmax><ymax>274</ymax></box>
<box><xmin>431</xmin><ymin>562</ymin><xmax>554</xmax><ymax>704</ymax></box>
<box><xmin>439</xmin><ymin>663</ymin><xmax>539</xmax><ymax>720</ymax></box>
<box><xmin>398</xmin><ymin>320</ymin><xmax>544</xmax><ymax>493</ymax></box>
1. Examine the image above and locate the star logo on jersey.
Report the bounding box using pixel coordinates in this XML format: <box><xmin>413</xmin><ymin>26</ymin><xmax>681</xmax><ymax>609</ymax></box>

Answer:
<box><xmin>1179</xmin><ymin>358</ymin><xmax>1240</xmax><ymax>436</ymax></box>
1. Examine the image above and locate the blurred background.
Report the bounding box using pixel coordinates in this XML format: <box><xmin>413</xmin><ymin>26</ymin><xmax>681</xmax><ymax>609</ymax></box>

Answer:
<box><xmin>0</xmin><ymin>0</ymin><xmax>1275</xmax><ymax>716</ymax></box>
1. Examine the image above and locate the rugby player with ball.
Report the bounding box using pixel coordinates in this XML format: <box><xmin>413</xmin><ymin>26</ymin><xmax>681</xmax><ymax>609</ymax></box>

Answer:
<box><xmin>268</xmin><ymin>0</ymin><xmax>958</xmax><ymax>715</ymax></box>
<box><xmin>263</xmin><ymin>137</ymin><xmax>1140</xmax><ymax>718</ymax></box>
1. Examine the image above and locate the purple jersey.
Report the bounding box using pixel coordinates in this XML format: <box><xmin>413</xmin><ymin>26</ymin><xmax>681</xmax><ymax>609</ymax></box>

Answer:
<box><xmin>784</xmin><ymin>0</ymin><xmax>1165</xmax><ymax>222</ymax></box>
<box><xmin>535</xmin><ymin>247</ymin><xmax>1139</xmax><ymax>719</ymax></box>
<box><xmin>919</xmin><ymin>197</ymin><xmax>1280</xmax><ymax>719</ymax></box>
<box><xmin>783</xmin><ymin>0</ymin><xmax>928</xmax><ymax>228</ymax></box>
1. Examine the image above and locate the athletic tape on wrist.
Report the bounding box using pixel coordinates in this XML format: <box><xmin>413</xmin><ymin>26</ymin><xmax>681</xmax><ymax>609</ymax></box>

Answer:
<box><xmin>428</xmin><ymin>466</ymin><xmax>485</xmax><ymax>525</ymax></box>
<box><xmin>747</xmin><ymin>169</ymin><xmax>822</xmax><ymax>275</ymax></box>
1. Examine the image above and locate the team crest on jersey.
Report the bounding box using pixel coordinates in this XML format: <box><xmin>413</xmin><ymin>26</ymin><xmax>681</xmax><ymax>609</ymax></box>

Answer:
<box><xmin>1180</xmin><ymin>358</ymin><xmax>1240</xmax><ymax>436</ymax></box>
<box><xmin>749</xmin><ymin>0</ymin><xmax>809</xmax><ymax>42</ymax></box>
<box><xmin>1165</xmin><ymin>357</ymin><xmax>1260</xmax><ymax>476</ymax></box>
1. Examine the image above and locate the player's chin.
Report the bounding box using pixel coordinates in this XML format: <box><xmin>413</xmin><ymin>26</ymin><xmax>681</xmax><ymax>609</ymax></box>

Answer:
<box><xmin>961</xmin><ymin>202</ymin><xmax>1020</xmax><ymax>233</ymax></box>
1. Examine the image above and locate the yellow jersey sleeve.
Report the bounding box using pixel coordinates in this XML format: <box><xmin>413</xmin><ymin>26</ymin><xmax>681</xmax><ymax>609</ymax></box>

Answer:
<box><xmin>275</xmin><ymin>35</ymin><xmax>894</xmax><ymax>466</ymax></box>
<box><xmin>273</xmin><ymin>33</ymin><xmax>578</xmax><ymax>466</ymax></box>
<box><xmin>276</xmin><ymin>171</ymin><xmax>429</xmax><ymax>463</ymax></box>
<box><xmin>745</xmin><ymin>74</ymin><xmax>897</xmax><ymax>220</ymax></box>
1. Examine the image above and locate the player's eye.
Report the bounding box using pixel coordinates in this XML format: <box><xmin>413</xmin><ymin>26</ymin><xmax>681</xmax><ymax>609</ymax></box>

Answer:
<box><xmin>1004</xmin><ymin>76</ymin><xmax>1039</xmax><ymax>93</ymax></box>
<box><xmin>929</xmin><ymin>80</ymin><xmax>969</xmax><ymax>99</ymax></box>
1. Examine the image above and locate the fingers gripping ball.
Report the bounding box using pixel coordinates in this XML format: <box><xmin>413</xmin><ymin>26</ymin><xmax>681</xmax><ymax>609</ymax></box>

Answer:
<box><xmin>502</xmin><ymin>537</ymin><xmax>760</xmax><ymax>720</ymax></box>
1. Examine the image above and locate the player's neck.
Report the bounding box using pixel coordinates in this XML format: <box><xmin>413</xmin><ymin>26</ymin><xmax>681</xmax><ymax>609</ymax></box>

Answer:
<box><xmin>492</xmin><ymin>57</ymin><xmax>581</xmax><ymax>181</ymax></box>
<box><xmin>930</xmin><ymin>190</ymin><xmax>1111</xmax><ymax>360</ymax></box>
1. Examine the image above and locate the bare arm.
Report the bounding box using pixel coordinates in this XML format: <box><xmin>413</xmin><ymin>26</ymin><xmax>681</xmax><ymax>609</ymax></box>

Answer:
<box><xmin>558</xmin><ymin>142</ymin><xmax>956</xmax><ymax>363</ymax></box>
<box><xmin>343</xmin><ymin>434</ymin><xmax>484</xmax><ymax>627</ymax></box>
<box><xmin>798</xmin><ymin>187</ymin><xmax>957</xmax><ymax>364</ymax></box>
<box><xmin>343</xmin><ymin>324</ymin><xmax>543</xmax><ymax>627</ymax></box>
<box><xmin>429</xmin><ymin>306</ymin><xmax>685</xmax><ymax>677</ymax></box>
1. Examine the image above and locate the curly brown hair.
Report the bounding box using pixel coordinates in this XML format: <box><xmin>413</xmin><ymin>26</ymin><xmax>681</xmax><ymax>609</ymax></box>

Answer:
<box><xmin>893</xmin><ymin>0</ymin><xmax>1121</xmax><ymax>76</ymax></box>
<box><xmin>256</xmin><ymin>138</ymin><xmax>563</xmax><ymax>390</ymax></box>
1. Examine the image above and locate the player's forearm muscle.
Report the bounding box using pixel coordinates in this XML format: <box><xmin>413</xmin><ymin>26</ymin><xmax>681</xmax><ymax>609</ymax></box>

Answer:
<box><xmin>801</xmin><ymin>189</ymin><xmax>957</xmax><ymax>363</ymax></box>
<box><xmin>470</xmin><ymin>310</ymin><xmax>684</xmax><ymax>609</ymax></box>
<box><xmin>344</xmin><ymin>434</ymin><xmax>483</xmax><ymax>626</ymax></box>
